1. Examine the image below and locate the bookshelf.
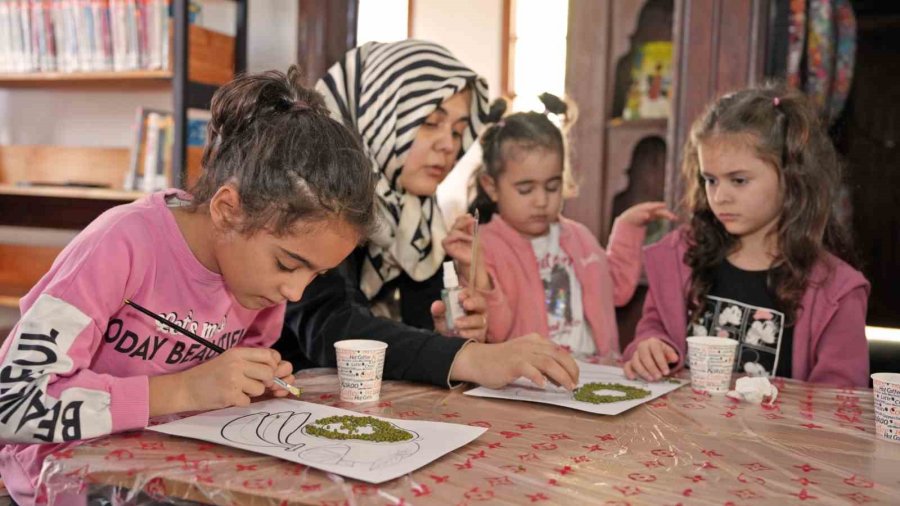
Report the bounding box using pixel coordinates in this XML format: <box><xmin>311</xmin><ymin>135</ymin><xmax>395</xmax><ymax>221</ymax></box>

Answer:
<box><xmin>0</xmin><ymin>0</ymin><xmax>248</xmax><ymax>309</ymax></box>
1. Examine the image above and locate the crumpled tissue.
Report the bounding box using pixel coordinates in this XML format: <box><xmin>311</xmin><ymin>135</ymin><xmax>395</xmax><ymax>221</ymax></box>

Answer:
<box><xmin>726</xmin><ymin>376</ymin><xmax>778</xmax><ymax>405</ymax></box>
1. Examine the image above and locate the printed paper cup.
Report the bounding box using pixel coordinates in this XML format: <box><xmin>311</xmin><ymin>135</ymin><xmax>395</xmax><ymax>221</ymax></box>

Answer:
<box><xmin>334</xmin><ymin>340</ymin><xmax>388</xmax><ymax>403</ymax></box>
<box><xmin>872</xmin><ymin>373</ymin><xmax>900</xmax><ymax>444</ymax></box>
<box><xmin>687</xmin><ymin>336</ymin><xmax>738</xmax><ymax>394</ymax></box>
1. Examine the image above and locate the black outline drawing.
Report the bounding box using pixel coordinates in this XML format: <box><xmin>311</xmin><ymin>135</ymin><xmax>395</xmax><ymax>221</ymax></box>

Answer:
<box><xmin>218</xmin><ymin>411</ymin><xmax>422</xmax><ymax>471</ymax></box>
<box><xmin>220</xmin><ymin>411</ymin><xmax>311</xmax><ymax>451</ymax></box>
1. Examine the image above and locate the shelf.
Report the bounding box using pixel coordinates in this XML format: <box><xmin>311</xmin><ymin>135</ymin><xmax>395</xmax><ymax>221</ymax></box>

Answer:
<box><xmin>0</xmin><ymin>293</ymin><xmax>21</xmax><ymax>309</ymax></box>
<box><xmin>0</xmin><ymin>185</ymin><xmax>145</xmax><ymax>202</ymax></box>
<box><xmin>0</xmin><ymin>70</ymin><xmax>173</xmax><ymax>88</ymax></box>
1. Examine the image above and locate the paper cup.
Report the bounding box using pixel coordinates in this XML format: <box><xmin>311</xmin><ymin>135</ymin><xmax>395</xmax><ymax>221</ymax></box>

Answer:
<box><xmin>872</xmin><ymin>373</ymin><xmax>900</xmax><ymax>444</ymax></box>
<box><xmin>687</xmin><ymin>336</ymin><xmax>738</xmax><ymax>394</ymax></box>
<box><xmin>334</xmin><ymin>340</ymin><xmax>387</xmax><ymax>403</ymax></box>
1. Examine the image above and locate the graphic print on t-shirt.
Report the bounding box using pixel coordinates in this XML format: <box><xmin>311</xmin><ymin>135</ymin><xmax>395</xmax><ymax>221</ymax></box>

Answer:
<box><xmin>544</xmin><ymin>265</ymin><xmax>573</xmax><ymax>324</ymax></box>
<box><xmin>689</xmin><ymin>296</ymin><xmax>785</xmax><ymax>377</ymax></box>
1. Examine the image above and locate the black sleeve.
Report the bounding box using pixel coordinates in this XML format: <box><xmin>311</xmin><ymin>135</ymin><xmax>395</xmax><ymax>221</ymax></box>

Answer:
<box><xmin>398</xmin><ymin>262</ymin><xmax>445</xmax><ymax>330</ymax></box>
<box><xmin>274</xmin><ymin>249</ymin><xmax>467</xmax><ymax>387</ymax></box>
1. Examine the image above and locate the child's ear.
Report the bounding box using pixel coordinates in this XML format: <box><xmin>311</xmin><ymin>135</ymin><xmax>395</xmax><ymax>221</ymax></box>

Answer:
<box><xmin>209</xmin><ymin>184</ymin><xmax>244</xmax><ymax>231</ymax></box>
<box><xmin>479</xmin><ymin>173</ymin><xmax>499</xmax><ymax>202</ymax></box>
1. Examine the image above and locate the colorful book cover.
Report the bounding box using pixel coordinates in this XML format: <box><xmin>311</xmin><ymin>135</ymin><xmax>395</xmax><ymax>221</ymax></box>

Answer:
<box><xmin>623</xmin><ymin>41</ymin><xmax>673</xmax><ymax>120</ymax></box>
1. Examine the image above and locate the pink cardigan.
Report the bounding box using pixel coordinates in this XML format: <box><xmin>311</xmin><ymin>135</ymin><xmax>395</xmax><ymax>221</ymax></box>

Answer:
<box><xmin>480</xmin><ymin>215</ymin><xmax>645</xmax><ymax>355</ymax></box>
<box><xmin>624</xmin><ymin>229</ymin><xmax>871</xmax><ymax>387</ymax></box>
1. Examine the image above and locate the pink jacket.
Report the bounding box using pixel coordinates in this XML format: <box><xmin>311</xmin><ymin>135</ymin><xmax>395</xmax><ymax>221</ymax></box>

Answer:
<box><xmin>480</xmin><ymin>215</ymin><xmax>645</xmax><ymax>355</ymax></box>
<box><xmin>624</xmin><ymin>229</ymin><xmax>871</xmax><ymax>387</ymax></box>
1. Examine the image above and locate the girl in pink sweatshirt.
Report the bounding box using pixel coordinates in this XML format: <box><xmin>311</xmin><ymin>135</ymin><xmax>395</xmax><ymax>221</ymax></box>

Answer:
<box><xmin>623</xmin><ymin>83</ymin><xmax>869</xmax><ymax>387</ymax></box>
<box><xmin>0</xmin><ymin>67</ymin><xmax>377</xmax><ymax>505</ymax></box>
<box><xmin>443</xmin><ymin>95</ymin><xmax>674</xmax><ymax>357</ymax></box>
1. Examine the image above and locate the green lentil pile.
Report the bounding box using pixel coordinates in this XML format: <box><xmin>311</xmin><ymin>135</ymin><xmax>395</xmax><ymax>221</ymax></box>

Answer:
<box><xmin>305</xmin><ymin>415</ymin><xmax>415</xmax><ymax>442</ymax></box>
<box><xmin>573</xmin><ymin>382</ymin><xmax>652</xmax><ymax>404</ymax></box>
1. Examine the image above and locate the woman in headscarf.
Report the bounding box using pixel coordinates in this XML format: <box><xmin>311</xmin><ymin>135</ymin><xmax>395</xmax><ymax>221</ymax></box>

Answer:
<box><xmin>276</xmin><ymin>40</ymin><xmax>579</xmax><ymax>391</ymax></box>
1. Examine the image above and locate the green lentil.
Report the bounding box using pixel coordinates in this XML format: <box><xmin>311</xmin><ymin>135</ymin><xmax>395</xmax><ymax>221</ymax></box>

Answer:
<box><xmin>573</xmin><ymin>382</ymin><xmax>652</xmax><ymax>404</ymax></box>
<box><xmin>305</xmin><ymin>415</ymin><xmax>414</xmax><ymax>442</ymax></box>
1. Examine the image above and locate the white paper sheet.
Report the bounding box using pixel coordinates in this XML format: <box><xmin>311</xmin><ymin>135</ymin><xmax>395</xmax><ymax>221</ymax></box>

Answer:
<box><xmin>149</xmin><ymin>399</ymin><xmax>486</xmax><ymax>484</ymax></box>
<box><xmin>464</xmin><ymin>362</ymin><xmax>688</xmax><ymax>415</ymax></box>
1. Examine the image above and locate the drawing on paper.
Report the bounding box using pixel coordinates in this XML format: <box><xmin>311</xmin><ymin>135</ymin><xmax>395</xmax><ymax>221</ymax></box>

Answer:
<box><xmin>464</xmin><ymin>362</ymin><xmax>687</xmax><ymax>416</ymax></box>
<box><xmin>150</xmin><ymin>399</ymin><xmax>488</xmax><ymax>484</ymax></box>
<box><xmin>220</xmin><ymin>411</ymin><xmax>311</xmax><ymax>451</ymax></box>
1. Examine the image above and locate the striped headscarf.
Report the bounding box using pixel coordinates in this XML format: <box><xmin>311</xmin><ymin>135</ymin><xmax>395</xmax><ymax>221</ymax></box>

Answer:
<box><xmin>316</xmin><ymin>40</ymin><xmax>490</xmax><ymax>299</ymax></box>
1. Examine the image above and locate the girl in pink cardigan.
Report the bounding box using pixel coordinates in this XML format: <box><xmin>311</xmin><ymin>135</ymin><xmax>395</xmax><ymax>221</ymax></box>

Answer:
<box><xmin>623</xmin><ymin>83</ymin><xmax>869</xmax><ymax>387</ymax></box>
<box><xmin>443</xmin><ymin>95</ymin><xmax>673</xmax><ymax>357</ymax></box>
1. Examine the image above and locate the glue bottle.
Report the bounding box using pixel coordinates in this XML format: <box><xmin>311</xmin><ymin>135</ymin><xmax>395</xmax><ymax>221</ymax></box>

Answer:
<box><xmin>441</xmin><ymin>261</ymin><xmax>466</xmax><ymax>331</ymax></box>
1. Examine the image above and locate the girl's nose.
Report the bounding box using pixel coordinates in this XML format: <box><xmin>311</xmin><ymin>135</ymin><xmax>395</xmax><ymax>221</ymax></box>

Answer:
<box><xmin>281</xmin><ymin>275</ymin><xmax>312</xmax><ymax>303</ymax></box>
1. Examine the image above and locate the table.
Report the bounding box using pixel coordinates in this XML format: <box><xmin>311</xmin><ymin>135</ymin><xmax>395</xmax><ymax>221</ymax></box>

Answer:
<box><xmin>40</xmin><ymin>369</ymin><xmax>900</xmax><ymax>505</ymax></box>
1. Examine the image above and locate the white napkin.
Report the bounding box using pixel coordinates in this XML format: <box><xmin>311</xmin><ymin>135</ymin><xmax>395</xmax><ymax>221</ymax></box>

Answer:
<box><xmin>726</xmin><ymin>376</ymin><xmax>778</xmax><ymax>405</ymax></box>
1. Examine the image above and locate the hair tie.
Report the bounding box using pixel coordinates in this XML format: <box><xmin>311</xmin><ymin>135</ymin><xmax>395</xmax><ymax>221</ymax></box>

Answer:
<box><xmin>496</xmin><ymin>120</ymin><xmax>506</xmax><ymax>128</ymax></box>
<box><xmin>773</xmin><ymin>97</ymin><xmax>781</xmax><ymax>107</ymax></box>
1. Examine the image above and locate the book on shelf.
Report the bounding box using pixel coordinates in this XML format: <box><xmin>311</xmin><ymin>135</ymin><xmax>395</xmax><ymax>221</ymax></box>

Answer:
<box><xmin>186</xmin><ymin>107</ymin><xmax>210</xmax><ymax>147</ymax></box>
<box><xmin>126</xmin><ymin>106</ymin><xmax>173</xmax><ymax>192</ymax></box>
<box><xmin>0</xmin><ymin>0</ymin><xmax>171</xmax><ymax>74</ymax></box>
<box><xmin>623</xmin><ymin>41</ymin><xmax>673</xmax><ymax>121</ymax></box>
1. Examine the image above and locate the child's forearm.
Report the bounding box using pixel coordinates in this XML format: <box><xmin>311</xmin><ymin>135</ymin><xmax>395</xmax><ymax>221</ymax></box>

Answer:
<box><xmin>148</xmin><ymin>373</ymin><xmax>192</xmax><ymax>417</ymax></box>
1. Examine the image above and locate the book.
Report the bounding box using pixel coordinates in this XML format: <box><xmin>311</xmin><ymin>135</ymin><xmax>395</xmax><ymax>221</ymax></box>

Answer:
<box><xmin>623</xmin><ymin>41</ymin><xmax>673</xmax><ymax>121</ymax></box>
<box><xmin>125</xmin><ymin>106</ymin><xmax>172</xmax><ymax>191</ymax></box>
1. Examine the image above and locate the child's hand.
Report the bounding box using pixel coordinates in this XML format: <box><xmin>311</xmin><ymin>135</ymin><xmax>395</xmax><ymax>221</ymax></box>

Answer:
<box><xmin>268</xmin><ymin>360</ymin><xmax>297</xmax><ymax>398</ymax></box>
<box><xmin>442</xmin><ymin>214</ymin><xmax>491</xmax><ymax>290</ymax></box>
<box><xmin>431</xmin><ymin>290</ymin><xmax>488</xmax><ymax>342</ymax></box>
<box><xmin>623</xmin><ymin>337</ymin><xmax>679</xmax><ymax>381</ymax></box>
<box><xmin>449</xmin><ymin>333</ymin><xmax>580</xmax><ymax>390</ymax></box>
<box><xmin>181</xmin><ymin>347</ymin><xmax>282</xmax><ymax>411</ymax></box>
<box><xmin>618</xmin><ymin>201</ymin><xmax>677</xmax><ymax>228</ymax></box>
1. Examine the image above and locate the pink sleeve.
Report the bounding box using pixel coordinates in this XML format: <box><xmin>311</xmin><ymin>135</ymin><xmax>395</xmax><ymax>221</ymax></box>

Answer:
<box><xmin>807</xmin><ymin>285</ymin><xmax>869</xmax><ymax>388</ymax></box>
<box><xmin>625</xmin><ymin>285</ymin><xmax>686</xmax><ymax>369</ymax></box>
<box><xmin>605</xmin><ymin>219</ymin><xmax>646</xmax><ymax>306</ymax></box>
<box><xmin>482</xmin><ymin>265</ymin><xmax>515</xmax><ymax>343</ymax></box>
<box><xmin>239</xmin><ymin>304</ymin><xmax>287</xmax><ymax>349</ymax></box>
<box><xmin>0</xmin><ymin>232</ymin><xmax>149</xmax><ymax>443</ymax></box>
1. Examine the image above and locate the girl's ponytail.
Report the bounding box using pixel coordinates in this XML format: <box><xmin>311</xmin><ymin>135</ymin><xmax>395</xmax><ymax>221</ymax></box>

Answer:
<box><xmin>469</xmin><ymin>99</ymin><xmax>508</xmax><ymax>223</ymax></box>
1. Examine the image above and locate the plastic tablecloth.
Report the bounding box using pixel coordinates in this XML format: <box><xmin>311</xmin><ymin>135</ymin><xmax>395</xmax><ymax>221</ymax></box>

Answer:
<box><xmin>39</xmin><ymin>369</ymin><xmax>900</xmax><ymax>505</ymax></box>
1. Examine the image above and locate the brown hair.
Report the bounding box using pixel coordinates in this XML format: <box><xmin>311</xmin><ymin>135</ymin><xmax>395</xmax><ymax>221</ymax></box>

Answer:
<box><xmin>470</xmin><ymin>93</ymin><xmax>577</xmax><ymax>222</ymax></box>
<box><xmin>682</xmin><ymin>82</ymin><xmax>856</xmax><ymax>325</ymax></box>
<box><xmin>190</xmin><ymin>65</ymin><xmax>377</xmax><ymax>238</ymax></box>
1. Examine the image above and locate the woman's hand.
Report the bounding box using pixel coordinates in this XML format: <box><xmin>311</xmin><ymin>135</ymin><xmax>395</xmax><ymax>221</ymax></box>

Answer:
<box><xmin>431</xmin><ymin>290</ymin><xmax>488</xmax><ymax>342</ymax></box>
<box><xmin>623</xmin><ymin>337</ymin><xmax>679</xmax><ymax>381</ymax></box>
<box><xmin>618</xmin><ymin>201</ymin><xmax>677</xmax><ymax>228</ymax></box>
<box><xmin>442</xmin><ymin>214</ymin><xmax>492</xmax><ymax>290</ymax></box>
<box><xmin>449</xmin><ymin>333</ymin><xmax>580</xmax><ymax>390</ymax></box>
<box><xmin>150</xmin><ymin>347</ymin><xmax>284</xmax><ymax>416</ymax></box>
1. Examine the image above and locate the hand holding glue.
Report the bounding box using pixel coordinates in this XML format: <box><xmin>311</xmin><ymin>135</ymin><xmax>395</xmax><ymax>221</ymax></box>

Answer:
<box><xmin>727</xmin><ymin>376</ymin><xmax>778</xmax><ymax>405</ymax></box>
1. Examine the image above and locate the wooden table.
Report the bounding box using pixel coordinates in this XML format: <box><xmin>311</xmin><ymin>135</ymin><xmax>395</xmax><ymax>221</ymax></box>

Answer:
<box><xmin>40</xmin><ymin>369</ymin><xmax>900</xmax><ymax>505</ymax></box>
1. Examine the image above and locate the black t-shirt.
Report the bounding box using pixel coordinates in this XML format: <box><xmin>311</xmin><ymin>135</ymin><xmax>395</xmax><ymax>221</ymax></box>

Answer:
<box><xmin>688</xmin><ymin>260</ymin><xmax>794</xmax><ymax>378</ymax></box>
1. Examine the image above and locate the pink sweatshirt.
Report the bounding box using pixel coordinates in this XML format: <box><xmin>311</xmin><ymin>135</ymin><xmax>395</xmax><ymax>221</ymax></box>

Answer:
<box><xmin>624</xmin><ymin>229</ymin><xmax>871</xmax><ymax>387</ymax></box>
<box><xmin>480</xmin><ymin>215</ymin><xmax>645</xmax><ymax>355</ymax></box>
<box><xmin>0</xmin><ymin>191</ymin><xmax>285</xmax><ymax>505</ymax></box>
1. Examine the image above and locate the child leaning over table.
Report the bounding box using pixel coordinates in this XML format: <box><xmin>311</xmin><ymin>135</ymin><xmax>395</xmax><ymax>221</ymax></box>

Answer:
<box><xmin>0</xmin><ymin>67</ymin><xmax>378</xmax><ymax>506</ymax></box>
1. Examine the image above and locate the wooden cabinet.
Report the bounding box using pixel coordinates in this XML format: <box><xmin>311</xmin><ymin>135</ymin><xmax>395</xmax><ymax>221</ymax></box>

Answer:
<box><xmin>0</xmin><ymin>0</ymin><xmax>247</xmax><ymax>309</ymax></box>
<box><xmin>565</xmin><ymin>0</ymin><xmax>770</xmax><ymax>346</ymax></box>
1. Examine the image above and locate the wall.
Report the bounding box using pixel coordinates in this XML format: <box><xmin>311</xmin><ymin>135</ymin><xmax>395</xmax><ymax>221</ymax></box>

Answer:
<box><xmin>411</xmin><ymin>0</ymin><xmax>503</xmax><ymax>99</ymax></box>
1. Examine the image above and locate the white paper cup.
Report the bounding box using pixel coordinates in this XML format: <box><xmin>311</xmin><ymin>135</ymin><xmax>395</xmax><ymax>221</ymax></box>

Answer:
<box><xmin>687</xmin><ymin>336</ymin><xmax>738</xmax><ymax>394</ymax></box>
<box><xmin>334</xmin><ymin>340</ymin><xmax>387</xmax><ymax>403</ymax></box>
<box><xmin>872</xmin><ymin>373</ymin><xmax>900</xmax><ymax>444</ymax></box>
